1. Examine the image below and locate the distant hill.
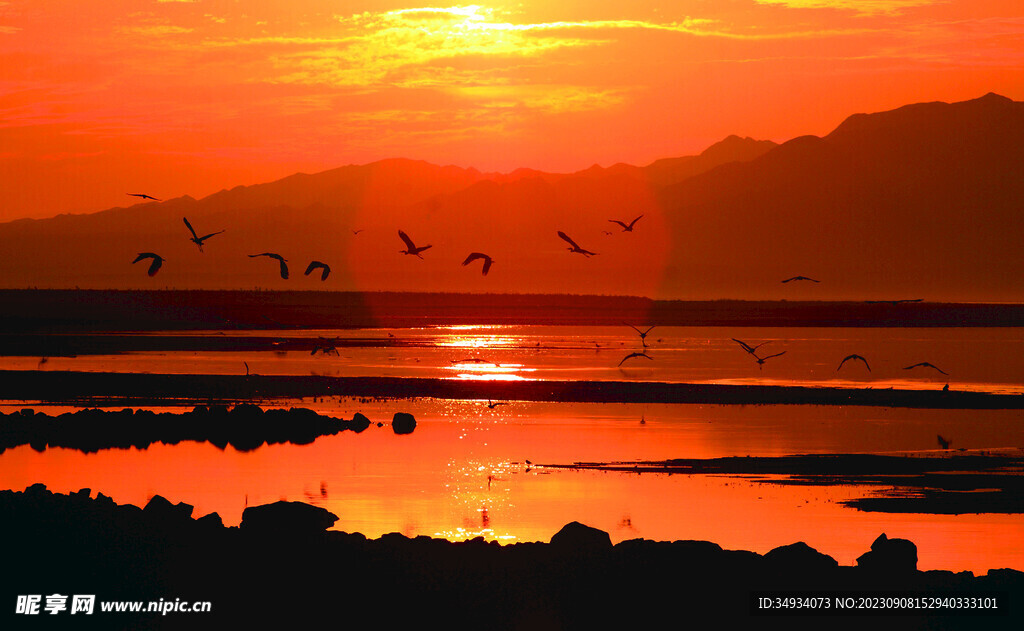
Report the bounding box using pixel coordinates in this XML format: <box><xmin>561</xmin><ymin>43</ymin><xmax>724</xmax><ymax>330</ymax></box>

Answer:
<box><xmin>0</xmin><ymin>94</ymin><xmax>1021</xmax><ymax>301</ymax></box>
<box><xmin>655</xmin><ymin>92</ymin><xmax>1024</xmax><ymax>300</ymax></box>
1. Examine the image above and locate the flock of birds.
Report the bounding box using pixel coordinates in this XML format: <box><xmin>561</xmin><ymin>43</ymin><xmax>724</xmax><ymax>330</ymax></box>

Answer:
<box><xmin>129</xmin><ymin>199</ymin><xmax>652</xmax><ymax>280</ymax></box>
<box><xmin>126</xmin><ymin>195</ymin><xmax>957</xmax><ymax>449</ymax></box>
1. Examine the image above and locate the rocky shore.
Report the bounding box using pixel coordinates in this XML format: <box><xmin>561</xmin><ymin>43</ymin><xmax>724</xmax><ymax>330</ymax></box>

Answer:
<box><xmin>0</xmin><ymin>405</ymin><xmax>414</xmax><ymax>454</ymax></box>
<box><xmin>0</xmin><ymin>485</ymin><xmax>1020</xmax><ymax>629</ymax></box>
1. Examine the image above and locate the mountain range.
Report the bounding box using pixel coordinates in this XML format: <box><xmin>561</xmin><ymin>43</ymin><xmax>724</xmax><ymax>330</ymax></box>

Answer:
<box><xmin>1</xmin><ymin>93</ymin><xmax>1021</xmax><ymax>301</ymax></box>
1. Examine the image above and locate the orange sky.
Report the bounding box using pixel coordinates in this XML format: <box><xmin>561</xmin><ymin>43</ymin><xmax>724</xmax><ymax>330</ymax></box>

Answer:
<box><xmin>1</xmin><ymin>0</ymin><xmax>1023</xmax><ymax>220</ymax></box>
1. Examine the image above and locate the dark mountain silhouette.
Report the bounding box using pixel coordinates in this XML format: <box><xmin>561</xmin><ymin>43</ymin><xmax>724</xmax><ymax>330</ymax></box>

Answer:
<box><xmin>654</xmin><ymin>92</ymin><xmax>1024</xmax><ymax>300</ymax></box>
<box><xmin>0</xmin><ymin>93</ymin><xmax>1021</xmax><ymax>300</ymax></box>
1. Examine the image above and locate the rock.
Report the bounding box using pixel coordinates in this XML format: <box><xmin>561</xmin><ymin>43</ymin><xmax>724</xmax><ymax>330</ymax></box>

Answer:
<box><xmin>764</xmin><ymin>541</ymin><xmax>839</xmax><ymax>574</ymax></box>
<box><xmin>549</xmin><ymin>521</ymin><xmax>612</xmax><ymax>552</ymax></box>
<box><xmin>856</xmin><ymin>533</ymin><xmax>917</xmax><ymax>573</ymax></box>
<box><xmin>350</xmin><ymin>412</ymin><xmax>371</xmax><ymax>433</ymax></box>
<box><xmin>195</xmin><ymin>512</ymin><xmax>224</xmax><ymax>532</ymax></box>
<box><xmin>143</xmin><ymin>495</ymin><xmax>194</xmax><ymax>523</ymax></box>
<box><xmin>240</xmin><ymin>501</ymin><xmax>338</xmax><ymax>534</ymax></box>
<box><xmin>392</xmin><ymin>412</ymin><xmax>416</xmax><ymax>435</ymax></box>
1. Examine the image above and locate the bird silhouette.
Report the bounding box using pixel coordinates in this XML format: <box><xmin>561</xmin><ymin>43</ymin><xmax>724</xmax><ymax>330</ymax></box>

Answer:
<box><xmin>625</xmin><ymin>323</ymin><xmax>656</xmax><ymax>347</ymax></box>
<box><xmin>398</xmin><ymin>230</ymin><xmax>432</xmax><ymax>258</ymax></box>
<box><xmin>462</xmin><ymin>252</ymin><xmax>494</xmax><ymax>276</ymax></box>
<box><xmin>609</xmin><ymin>215</ymin><xmax>643</xmax><ymax>232</ymax></box>
<box><xmin>837</xmin><ymin>354</ymin><xmax>871</xmax><ymax>372</ymax></box>
<box><xmin>904</xmin><ymin>362</ymin><xmax>948</xmax><ymax>376</ymax></box>
<box><xmin>352</xmin><ymin>229</ymin><xmax>364</xmax><ymax>235</ymax></box>
<box><xmin>937</xmin><ymin>434</ymin><xmax>951</xmax><ymax>450</ymax></box>
<box><xmin>732</xmin><ymin>338</ymin><xmax>769</xmax><ymax>356</ymax></box>
<box><xmin>310</xmin><ymin>337</ymin><xmax>339</xmax><ymax>356</ymax></box>
<box><xmin>557</xmin><ymin>231</ymin><xmax>598</xmax><ymax>257</ymax></box>
<box><xmin>782</xmin><ymin>276</ymin><xmax>820</xmax><ymax>283</ymax></box>
<box><xmin>304</xmin><ymin>261</ymin><xmax>330</xmax><ymax>281</ymax></box>
<box><xmin>618</xmin><ymin>351</ymin><xmax>653</xmax><ymax>367</ymax></box>
<box><xmin>752</xmin><ymin>350</ymin><xmax>786</xmax><ymax>369</ymax></box>
<box><xmin>132</xmin><ymin>252</ymin><xmax>164</xmax><ymax>276</ymax></box>
<box><xmin>487</xmin><ymin>400</ymin><xmax>507</xmax><ymax>409</ymax></box>
<box><xmin>249</xmin><ymin>253</ymin><xmax>289</xmax><ymax>279</ymax></box>
<box><xmin>127</xmin><ymin>193</ymin><xmax>160</xmax><ymax>201</ymax></box>
<box><xmin>182</xmin><ymin>217</ymin><xmax>225</xmax><ymax>252</ymax></box>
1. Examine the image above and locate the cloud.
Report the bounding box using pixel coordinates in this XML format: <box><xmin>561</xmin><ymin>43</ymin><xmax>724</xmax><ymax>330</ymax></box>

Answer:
<box><xmin>752</xmin><ymin>0</ymin><xmax>940</xmax><ymax>15</ymax></box>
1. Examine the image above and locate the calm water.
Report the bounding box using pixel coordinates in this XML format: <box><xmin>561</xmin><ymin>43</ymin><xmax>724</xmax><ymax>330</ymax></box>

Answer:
<box><xmin>10</xmin><ymin>325</ymin><xmax>1024</xmax><ymax>393</ymax></box>
<box><xmin>2</xmin><ymin>325</ymin><xmax>1023</xmax><ymax>573</ymax></box>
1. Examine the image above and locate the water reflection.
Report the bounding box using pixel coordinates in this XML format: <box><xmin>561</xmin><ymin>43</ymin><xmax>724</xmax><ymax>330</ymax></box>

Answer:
<box><xmin>2</xmin><ymin>399</ymin><xmax>1022</xmax><ymax>573</ymax></box>
<box><xmin>6</xmin><ymin>325</ymin><xmax>1023</xmax><ymax>393</ymax></box>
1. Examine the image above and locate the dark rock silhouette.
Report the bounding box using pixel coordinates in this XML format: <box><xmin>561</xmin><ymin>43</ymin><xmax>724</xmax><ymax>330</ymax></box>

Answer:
<box><xmin>351</xmin><ymin>412</ymin><xmax>371</xmax><ymax>432</ymax></box>
<box><xmin>764</xmin><ymin>541</ymin><xmax>839</xmax><ymax>575</ymax></box>
<box><xmin>392</xmin><ymin>411</ymin><xmax>416</xmax><ymax>434</ymax></box>
<box><xmin>240</xmin><ymin>501</ymin><xmax>338</xmax><ymax>535</ymax></box>
<box><xmin>857</xmin><ymin>533</ymin><xmax>918</xmax><ymax>574</ymax></box>
<box><xmin>142</xmin><ymin>494</ymin><xmax>194</xmax><ymax>526</ymax></box>
<box><xmin>0</xmin><ymin>485</ymin><xmax>1020</xmax><ymax>630</ymax></box>
<box><xmin>0</xmin><ymin>405</ymin><xmax>380</xmax><ymax>454</ymax></box>
<box><xmin>550</xmin><ymin>521</ymin><xmax>613</xmax><ymax>553</ymax></box>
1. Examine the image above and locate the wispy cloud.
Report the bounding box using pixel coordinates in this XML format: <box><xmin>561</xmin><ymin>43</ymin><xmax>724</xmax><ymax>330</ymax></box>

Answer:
<box><xmin>752</xmin><ymin>0</ymin><xmax>941</xmax><ymax>15</ymax></box>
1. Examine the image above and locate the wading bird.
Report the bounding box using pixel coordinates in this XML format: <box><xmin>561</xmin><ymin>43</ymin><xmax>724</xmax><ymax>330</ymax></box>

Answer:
<box><xmin>398</xmin><ymin>230</ymin><xmax>432</xmax><ymax>258</ymax></box>
<box><xmin>557</xmin><ymin>231</ymin><xmax>598</xmax><ymax>257</ymax></box>
<box><xmin>249</xmin><ymin>252</ymin><xmax>289</xmax><ymax>279</ymax></box>
<box><xmin>782</xmin><ymin>276</ymin><xmax>820</xmax><ymax>283</ymax></box>
<box><xmin>625</xmin><ymin>323</ymin><xmax>656</xmax><ymax>348</ymax></box>
<box><xmin>837</xmin><ymin>354</ymin><xmax>871</xmax><ymax>372</ymax></box>
<box><xmin>487</xmin><ymin>400</ymin><xmax>507</xmax><ymax>409</ymax></box>
<box><xmin>183</xmin><ymin>217</ymin><xmax>225</xmax><ymax>252</ymax></box>
<box><xmin>618</xmin><ymin>351</ymin><xmax>653</xmax><ymax>367</ymax></box>
<box><xmin>937</xmin><ymin>434</ymin><xmax>951</xmax><ymax>450</ymax></box>
<box><xmin>132</xmin><ymin>252</ymin><xmax>164</xmax><ymax>276</ymax></box>
<box><xmin>462</xmin><ymin>252</ymin><xmax>494</xmax><ymax>276</ymax></box>
<box><xmin>127</xmin><ymin>193</ymin><xmax>160</xmax><ymax>201</ymax></box>
<box><xmin>904</xmin><ymin>362</ymin><xmax>948</xmax><ymax>376</ymax></box>
<box><xmin>304</xmin><ymin>261</ymin><xmax>331</xmax><ymax>281</ymax></box>
<box><xmin>751</xmin><ymin>350</ymin><xmax>786</xmax><ymax>369</ymax></box>
<box><xmin>609</xmin><ymin>215</ymin><xmax>643</xmax><ymax>232</ymax></box>
<box><xmin>732</xmin><ymin>338</ymin><xmax>769</xmax><ymax>356</ymax></box>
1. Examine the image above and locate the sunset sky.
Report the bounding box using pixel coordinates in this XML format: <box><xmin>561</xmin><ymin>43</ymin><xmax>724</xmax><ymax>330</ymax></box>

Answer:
<box><xmin>2</xmin><ymin>0</ymin><xmax>1022</xmax><ymax>220</ymax></box>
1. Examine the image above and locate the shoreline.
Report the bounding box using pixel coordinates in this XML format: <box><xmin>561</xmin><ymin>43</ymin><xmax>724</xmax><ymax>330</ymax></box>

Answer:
<box><xmin>1</xmin><ymin>289</ymin><xmax>1022</xmax><ymax>331</ymax></box>
<box><xmin>1</xmin><ymin>484</ymin><xmax>1021</xmax><ymax>629</ymax></box>
<box><xmin>2</xmin><ymin>369</ymin><xmax>1021</xmax><ymax>409</ymax></box>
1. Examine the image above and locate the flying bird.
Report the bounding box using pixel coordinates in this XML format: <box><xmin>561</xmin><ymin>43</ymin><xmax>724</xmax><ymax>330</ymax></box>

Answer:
<box><xmin>182</xmin><ymin>217</ymin><xmax>225</xmax><ymax>252</ymax></box>
<box><xmin>609</xmin><ymin>215</ymin><xmax>643</xmax><ymax>232</ymax></box>
<box><xmin>249</xmin><ymin>253</ymin><xmax>289</xmax><ymax>279</ymax></box>
<box><xmin>127</xmin><ymin>193</ymin><xmax>160</xmax><ymax>201</ymax></box>
<box><xmin>937</xmin><ymin>434</ymin><xmax>951</xmax><ymax>450</ymax></box>
<box><xmin>132</xmin><ymin>252</ymin><xmax>164</xmax><ymax>276</ymax></box>
<box><xmin>304</xmin><ymin>261</ymin><xmax>331</xmax><ymax>281</ymax></box>
<box><xmin>752</xmin><ymin>350</ymin><xmax>786</xmax><ymax>369</ymax></box>
<box><xmin>618</xmin><ymin>351</ymin><xmax>653</xmax><ymax>367</ymax></box>
<box><xmin>732</xmin><ymin>338</ymin><xmax>769</xmax><ymax>356</ymax></box>
<box><xmin>352</xmin><ymin>229</ymin><xmax>364</xmax><ymax>235</ymax></box>
<box><xmin>398</xmin><ymin>230</ymin><xmax>432</xmax><ymax>258</ymax></box>
<box><xmin>782</xmin><ymin>276</ymin><xmax>820</xmax><ymax>283</ymax></box>
<box><xmin>837</xmin><ymin>354</ymin><xmax>871</xmax><ymax>372</ymax></box>
<box><xmin>904</xmin><ymin>362</ymin><xmax>948</xmax><ymax>376</ymax></box>
<box><xmin>310</xmin><ymin>337</ymin><xmax>339</xmax><ymax>356</ymax></box>
<box><xmin>625</xmin><ymin>323</ymin><xmax>656</xmax><ymax>347</ymax></box>
<box><xmin>462</xmin><ymin>252</ymin><xmax>494</xmax><ymax>276</ymax></box>
<box><xmin>557</xmin><ymin>231</ymin><xmax>598</xmax><ymax>257</ymax></box>
<box><xmin>487</xmin><ymin>400</ymin><xmax>507</xmax><ymax>409</ymax></box>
